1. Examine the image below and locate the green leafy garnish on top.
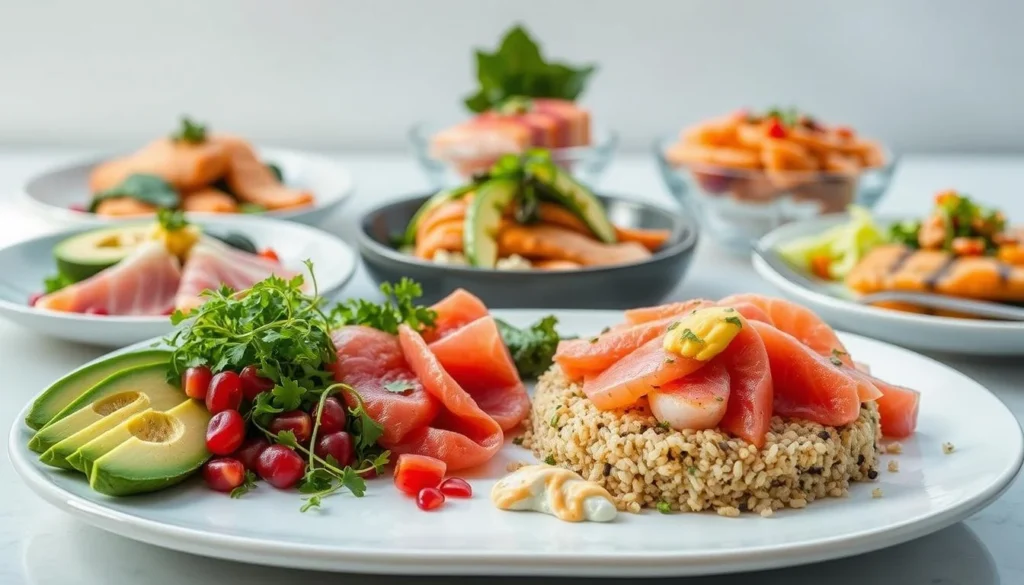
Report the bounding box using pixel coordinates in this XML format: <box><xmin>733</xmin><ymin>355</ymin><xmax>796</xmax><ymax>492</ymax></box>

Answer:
<box><xmin>170</xmin><ymin>115</ymin><xmax>208</xmax><ymax>144</ymax></box>
<box><xmin>157</xmin><ymin>208</ymin><xmax>188</xmax><ymax>232</ymax></box>
<box><xmin>495</xmin><ymin>315</ymin><xmax>564</xmax><ymax>379</ymax></box>
<box><xmin>329</xmin><ymin>278</ymin><xmax>437</xmax><ymax>334</ymax></box>
<box><xmin>89</xmin><ymin>174</ymin><xmax>180</xmax><ymax>212</ymax></box>
<box><xmin>463</xmin><ymin>25</ymin><xmax>597</xmax><ymax>113</ymax></box>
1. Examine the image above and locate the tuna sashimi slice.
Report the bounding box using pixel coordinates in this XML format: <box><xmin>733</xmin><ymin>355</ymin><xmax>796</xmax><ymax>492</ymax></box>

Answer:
<box><xmin>397</xmin><ymin>324</ymin><xmax>504</xmax><ymax>471</ymax></box>
<box><xmin>866</xmin><ymin>377</ymin><xmax>920</xmax><ymax>438</ymax></box>
<box><xmin>35</xmin><ymin>241</ymin><xmax>181</xmax><ymax>315</ymax></box>
<box><xmin>582</xmin><ymin>336</ymin><xmax>706</xmax><ymax>411</ymax></box>
<box><xmin>330</xmin><ymin>326</ymin><xmax>440</xmax><ymax>445</ymax></box>
<box><xmin>715</xmin><ymin>318</ymin><xmax>774</xmax><ymax>448</ymax></box>
<box><xmin>750</xmin><ymin>321</ymin><xmax>879</xmax><ymax>427</ymax></box>
<box><xmin>428</xmin><ymin>315</ymin><xmax>531</xmax><ymax>432</ymax></box>
<box><xmin>421</xmin><ymin>288</ymin><xmax>489</xmax><ymax>343</ymax></box>
<box><xmin>721</xmin><ymin>294</ymin><xmax>854</xmax><ymax>366</ymax></box>
<box><xmin>649</xmin><ymin>361</ymin><xmax>730</xmax><ymax>432</ymax></box>
<box><xmin>175</xmin><ymin>238</ymin><xmax>303</xmax><ymax>312</ymax></box>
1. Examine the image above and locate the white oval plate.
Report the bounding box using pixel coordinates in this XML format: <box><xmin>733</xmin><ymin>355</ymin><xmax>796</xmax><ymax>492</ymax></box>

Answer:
<box><xmin>22</xmin><ymin>148</ymin><xmax>355</xmax><ymax>227</ymax></box>
<box><xmin>8</xmin><ymin>310</ymin><xmax>1022</xmax><ymax>577</ymax></box>
<box><xmin>0</xmin><ymin>215</ymin><xmax>356</xmax><ymax>347</ymax></box>
<box><xmin>754</xmin><ymin>214</ymin><xmax>1024</xmax><ymax>355</ymax></box>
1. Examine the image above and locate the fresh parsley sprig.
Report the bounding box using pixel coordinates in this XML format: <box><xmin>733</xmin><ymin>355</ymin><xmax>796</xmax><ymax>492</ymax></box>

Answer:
<box><xmin>329</xmin><ymin>278</ymin><xmax>437</xmax><ymax>334</ymax></box>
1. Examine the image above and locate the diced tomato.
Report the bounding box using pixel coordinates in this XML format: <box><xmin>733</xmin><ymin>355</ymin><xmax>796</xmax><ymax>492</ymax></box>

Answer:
<box><xmin>766</xmin><ymin>118</ymin><xmax>787</xmax><ymax>139</ymax></box>
<box><xmin>393</xmin><ymin>454</ymin><xmax>447</xmax><ymax>496</ymax></box>
<box><xmin>810</xmin><ymin>254</ymin><xmax>832</xmax><ymax>279</ymax></box>
<box><xmin>259</xmin><ymin>248</ymin><xmax>280</xmax><ymax>263</ymax></box>
<box><xmin>951</xmin><ymin>237</ymin><xmax>985</xmax><ymax>257</ymax></box>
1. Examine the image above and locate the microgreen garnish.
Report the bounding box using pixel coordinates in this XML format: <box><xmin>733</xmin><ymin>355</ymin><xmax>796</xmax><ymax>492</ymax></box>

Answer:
<box><xmin>157</xmin><ymin>208</ymin><xmax>188</xmax><ymax>232</ymax></box>
<box><xmin>43</xmin><ymin>273</ymin><xmax>74</xmax><ymax>294</ymax></box>
<box><xmin>544</xmin><ymin>455</ymin><xmax>556</xmax><ymax>465</ymax></box>
<box><xmin>230</xmin><ymin>471</ymin><xmax>258</xmax><ymax>499</ymax></box>
<box><xmin>384</xmin><ymin>380</ymin><xmax>415</xmax><ymax>395</ymax></box>
<box><xmin>329</xmin><ymin>278</ymin><xmax>436</xmax><ymax>334</ymax></box>
<box><xmin>171</xmin><ymin>115</ymin><xmax>208</xmax><ymax>143</ymax></box>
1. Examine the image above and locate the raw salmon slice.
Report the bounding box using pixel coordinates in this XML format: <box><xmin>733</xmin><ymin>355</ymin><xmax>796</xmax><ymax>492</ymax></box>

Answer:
<box><xmin>715</xmin><ymin>318</ymin><xmax>773</xmax><ymax>448</ymax></box>
<box><xmin>174</xmin><ymin>238</ymin><xmax>303</xmax><ymax>312</ymax></box>
<box><xmin>330</xmin><ymin>326</ymin><xmax>440</xmax><ymax>445</ymax></box>
<box><xmin>35</xmin><ymin>241</ymin><xmax>180</xmax><ymax>315</ymax></box>
<box><xmin>428</xmin><ymin>315</ymin><xmax>531</xmax><ymax>432</ymax></box>
<box><xmin>555</xmin><ymin>316</ymin><xmax>677</xmax><ymax>380</ymax></box>
<box><xmin>721</xmin><ymin>293</ymin><xmax>854</xmax><ymax>366</ymax></box>
<box><xmin>623</xmin><ymin>298</ymin><xmax>714</xmax><ymax>325</ymax></box>
<box><xmin>649</xmin><ymin>361</ymin><xmax>730</xmax><ymax>432</ymax></box>
<box><xmin>581</xmin><ymin>336</ymin><xmax>706</xmax><ymax>411</ymax></box>
<box><xmin>750</xmin><ymin>321</ymin><xmax>878</xmax><ymax>427</ymax></box>
<box><xmin>864</xmin><ymin>376</ymin><xmax>920</xmax><ymax>438</ymax></box>
<box><xmin>396</xmin><ymin>324</ymin><xmax>504</xmax><ymax>471</ymax></box>
<box><xmin>421</xmin><ymin>288</ymin><xmax>489</xmax><ymax>343</ymax></box>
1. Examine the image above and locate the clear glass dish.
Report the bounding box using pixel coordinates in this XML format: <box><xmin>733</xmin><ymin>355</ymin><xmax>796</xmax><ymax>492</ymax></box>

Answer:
<box><xmin>653</xmin><ymin>134</ymin><xmax>897</xmax><ymax>255</ymax></box>
<box><xmin>409</xmin><ymin>121</ymin><xmax>618</xmax><ymax>190</ymax></box>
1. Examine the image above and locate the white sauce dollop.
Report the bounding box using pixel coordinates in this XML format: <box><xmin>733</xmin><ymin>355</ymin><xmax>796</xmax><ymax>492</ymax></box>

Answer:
<box><xmin>491</xmin><ymin>464</ymin><xmax>617</xmax><ymax>523</ymax></box>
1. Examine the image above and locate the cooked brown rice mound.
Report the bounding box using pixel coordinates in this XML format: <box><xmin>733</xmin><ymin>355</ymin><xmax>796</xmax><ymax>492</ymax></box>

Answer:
<box><xmin>522</xmin><ymin>366</ymin><xmax>881</xmax><ymax>516</ymax></box>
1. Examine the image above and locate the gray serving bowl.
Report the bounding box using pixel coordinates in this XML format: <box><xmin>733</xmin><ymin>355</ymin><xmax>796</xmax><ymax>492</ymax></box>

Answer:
<box><xmin>357</xmin><ymin>193</ymin><xmax>700</xmax><ymax>309</ymax></box>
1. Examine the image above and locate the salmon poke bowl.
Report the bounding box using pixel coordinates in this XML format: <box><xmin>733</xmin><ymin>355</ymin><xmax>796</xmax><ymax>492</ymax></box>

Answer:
<box><xmin>22</xmin><ymin>117</ymin><xmax>355</xmax><ymax>226</ymax></box>
<box><xmin>410</xmin><ymin>25</ymin><xmax>616</xmax><ymax>189</ymax></box>
<box><xmin>0</xmin><ymin>212</ymin><xmax>357</xmax><ymax>346</ymax></box>
<box><xmin>358</xmin><ymin>150</ymin><xmax>699</xmax><ymax>308</ymax></box>
<box><xmin>655</xmin><ymin>107</ymin><xmax>896</xmax><ymax>254</ymax></box>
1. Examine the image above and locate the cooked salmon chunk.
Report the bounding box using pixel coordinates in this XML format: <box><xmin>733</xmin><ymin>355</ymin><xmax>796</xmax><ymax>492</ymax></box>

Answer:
<box><xmin>89</xmin><ymin>138</ymin><xmax>229</xmax><ymax>193</ymax></box>
<box><xmin>214</xmin><ymin>135</ymin><xmax>313</xmax><ymax>210</ymax></box>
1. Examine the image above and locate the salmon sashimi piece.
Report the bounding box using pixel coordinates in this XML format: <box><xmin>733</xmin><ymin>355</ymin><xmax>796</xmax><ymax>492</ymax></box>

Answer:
<box><xmin>181</xmin><ymin>187</ymin><xmax>238</xmax><ymax>213</ymax></box>
<box><xmin>535</xmin><ymin>202</ymin><xmax>591</xmax><ymax>235</ymax></box>
<box><xmin>330</xmin><ymin>326</ymin><xmax>441</xmax><ymax>445</ymax></box>
<box><xmin>396</xmin><ymin>324</ymin><xmax>504</xmax><ymax>470</ymax></box>
<box><xmin>750</xmin><ymin>321</ymin><xmax>878</xmax><ymax>427</ymax></box>
<box><xmin>36</xmin><ymin>241</ymin><xmax>180</xmax><ymax>315</ymax></box>
<box><xmin>429</xmin><ymin>116</ymin><xmax>532</xmax><ymax>161</ymax></box>
<box><xmin>715</xmin><ymin>318</ymin><xmax>773</xmax><ymax>447</ymax></box>
<box><xmin>174</xmin><ymin>238</ymin><xmax>303</xmax><ymax>312</ymax></box>
<box><xmin>623</xmin><ymin>299</ymin><xmax>715</xmax><ymax>325</ymax></box>
<box><xmin>215</xmin><ymin>135</ymin><xmax>314</xmax><ymax>210</ymax></box>
<box><xmin>726</xmin><ymin>301</ymin><xmax>771</xmax><ymax>323</ymax></box>
<box><xmin>89</xmin><ymin>138</ymin><xmax>229</xmax><ymax>193</ymax></box>
<box><xmin>497</xmin><ymin>224</ymin><xmax>651</xmax><ymax>267</ymax></box>
<box><xmin>613</xmin><ymin>225</ymin><xmax>672</xmax><ymax>252</ymax></box>
<box><xmin>94</xmin><ymin>197</ymin><xmax>158</xmax><ymax>217</ymax></box>
<box><xmin>414</xmin><ymin>219</ymin><xmax>464</xmax><ymax>259</ymax></box>
<box><xmin>554</xmin><ymin>315</ymin><xmax>679</xmax><ymax>380</ymax></box>
<box><xmin>870</xmin><ymin>377</ymin><xmax>920</xmax><ymax>438</ymax></box>
<box><xmin>428</xmin><ymin>316</ymin><xmax>531</xmax><ymax>431</ymax></box>
<box><xmin>581</xmin><ymin>336</ymin><xmax>706</xmax><ymax>411</ymax></box>
<box><xmin>421</xmin><ymin>288</ymin><xmax>490</xmax><ymax>343</ymax></box>
<box><xmin>720</xmin><ymin>293</ymin><xmax>854</xmax><ymax>366</ymax></box>
<box><xmin>648</xmin><ymin>361</ymin><xmax>730</xmax><ymax>432</ymax></box>
<box><xmin>417</xmin><ymin>197</ymin><xmax>471</xmax><ymax>245</ymax></box>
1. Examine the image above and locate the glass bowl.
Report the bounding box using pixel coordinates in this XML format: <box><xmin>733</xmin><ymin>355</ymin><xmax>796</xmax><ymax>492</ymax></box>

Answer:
<box><xmin>653</xmin><ymin>134</ymin><xmax>897</xmax><ymax>255</ymax></box>
<box><xmin>409</xmin><ymin>120</ymin><xmax>618</xmax><ymax>190</ymax></box>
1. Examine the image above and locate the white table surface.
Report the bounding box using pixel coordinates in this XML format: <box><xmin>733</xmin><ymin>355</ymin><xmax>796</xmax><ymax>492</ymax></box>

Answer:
<box><xmin>0</xmin><ymin>150</ymin><xmax>1021</xmax><ymax>585</ymax></box>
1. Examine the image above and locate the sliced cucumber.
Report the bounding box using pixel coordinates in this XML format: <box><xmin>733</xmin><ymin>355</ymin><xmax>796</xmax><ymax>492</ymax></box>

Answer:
<box><xmin>464</xmin><ymin>179</ymin><xmax>520</xmax><ymax>268</ymax></box>
<box><xmin>402</xmin><ymin>184</ymin><xmax>476</xmax><ymax>247</ymax></box>
<box><xmin>527</xmin><ymin>162</ymin><xmax>617</xmax><ymax>243</ymax></box>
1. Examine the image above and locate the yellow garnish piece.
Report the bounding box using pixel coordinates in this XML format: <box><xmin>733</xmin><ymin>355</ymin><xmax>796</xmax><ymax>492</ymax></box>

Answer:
<box><xmin>148</xmin><ymin>223</ymin><xmax>201</xmax><ymax>260</ymax></box>
<box><xmin>663</xmin><ymin>306</ymin><xmax>744</xmax><ymax>361</ymax></box>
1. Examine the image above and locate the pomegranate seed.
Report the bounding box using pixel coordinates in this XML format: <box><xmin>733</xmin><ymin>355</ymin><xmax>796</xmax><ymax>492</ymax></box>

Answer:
<box><xmin>206</xmin><ymin>371</ymin><xmax>242</xmax><ymax>414</ymax></box>
<box><xmin>240</xmin><ymin>365</ymin><xmax>274</xmax><ymax>401</ymax></box>
<box><xmin>235</xmin><ymin>437</ymin><xmax>270</xmax><ymax>471</ymax></box>
<box><xmin>259</xmin><ymin>248</ymin><xmax>280</xmax><ymax>263</ymax></box>
<box><xmin>269</xmin><ymin>410</ymin><xmax>313</xmax><ymax>444</ymax></box>
<box><xmin>84</xmin><ymin>307</ymin><xmax>109</xmax><ymax>316</ymax></box>
<box><xmin>28</xmin><ymin>292</ymin><xmax>43</xmax><ymax>307</ymax></box>
<box><xmin>183</xmin><ymin>366</ymin><xmax>213</xmax><ymax>400</ymax></box>
<box><xmin>314</xmin><ymin>431</ymin><xmax>355</xmax><ymax>468</ymax></box>
<box><xmin>766</xmin><ymin>119</ymin><xmax>787</xmax><ymax>139</ymax></box>
<box><xmin>203</xmin><ymin>458</ymin><xmax>245</xmax><ymax>492</ymax></box>
<box><xmin>439</xmin><ymin>477</ymin><xmax>473</xmax><ymax>498</ymax></box>
<box><xmin>416</xmin><ymin>487</ymin><xmax>445</xmax><ymax>511</ymax></box>
<box><xmin>206</xmin><ymin>410</ymin><xmax>246</xmax><ymax>455</ymax></box>
<box><xmin>312</xmin><ymin>397</ymin><xmax>347</xmax><ymax>435</ymax></box>
<box><xmin>257</xmin><ymin>444</ymin><xmax>305</xmax><ymax>489</ymax></box>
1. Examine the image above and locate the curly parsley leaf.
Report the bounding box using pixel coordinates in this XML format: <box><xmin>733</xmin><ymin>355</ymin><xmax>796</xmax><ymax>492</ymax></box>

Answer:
<box><xmin>496</xmin><ymin>315</ymin><xmax>563</xmax><ymax>378</ymax></box>
<box><xmin>329</xmin><ymin>278</ymin><xmax>436</xmax><ymax>334</ymax></box>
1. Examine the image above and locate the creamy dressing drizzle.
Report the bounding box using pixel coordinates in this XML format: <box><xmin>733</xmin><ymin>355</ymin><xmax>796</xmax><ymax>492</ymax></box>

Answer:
<box><xmin>490</xmin><ymin>464</ymin><xmax>617</xmax><ymax>522</ymax></box>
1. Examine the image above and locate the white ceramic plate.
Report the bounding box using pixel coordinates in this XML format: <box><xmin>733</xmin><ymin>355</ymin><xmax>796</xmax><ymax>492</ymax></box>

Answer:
<box><xmin>0</xmin><ymin>215</ymin><xmax>356</xmax><ymax>347</ymax></box>
<box><xmin>22</xmin><ymin>148</ymin><xmax>355</xmax><ymax>227</ymax></box>
<box><xmin>754</xmin><ymin>214</ymin><xmax>1024</xmax><ymax>355</ymax></box>
<box><xmin>8</xmin><ymin>310</ymin><xmax>1022</xmax><ymax>577</ymax></box>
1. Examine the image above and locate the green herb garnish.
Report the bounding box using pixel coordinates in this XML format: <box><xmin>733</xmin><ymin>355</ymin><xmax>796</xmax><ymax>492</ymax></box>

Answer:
<box><xmin>657</xmin><ymin>421</ymin><xmax>671</xmax><ymax>430</ymax></box>
<box><xmin>888</xmin><ymin>220</ymin><xmax>921</xmax><ymax>248</ymax></box>
<box><xmin>496</xmin><ymin>315</ymin><xmax>563</xmax><ymax>378</ymax></box>
<box><xmin>544</xmin><ymin>455</ymin><xmax>556</xmax><ymax>465</ymax></box>
<box><xmin>90</xmin><ymin>173</ymin><xmax>180</xmax><ymax>212</ymax></box>
<box><xmin>550</xmin><ymin>413</ymin><xmax>559</xmax><ymax>428</ymax></box>
<box><xmin>157</xmin><ymin>208</ymin><xmax>188</xmax><ymax>232</ymax></box>
<box><xmin>170</xmin><ymin>115</ymin><xmax>207</xmax><ymax>143</ymax></box>
<box><xmin>229</xmin><ymin>470</ymin><xmax>258</xmax><ymax>499</ymax></box>
<box><xmin>681</xmin><ymin>329</ymin><xmax>704</xmax><ymax>344</ymax></box>
<box><xmin>656</xmin><ymin>501</ymin><xmax>672</xmax><ymax>514</ymax></box>
<box><xmin>463</xmin><ymin>25</ymin><xmax>597</xmax><ymax>113</ymax></box>
<box><xmin>330</xmin><ymin>278</ymin><xmax>436</xmax><ymax>335</ymax></box>
<box><xmin>762</xmin><ymin>106</ymin><xmax>801</xmax><ymax>127</ymax></box>
<box><xmin>512</xmin><ymin>436</ymin><xmax>524</xmax><ymax>446</ymax></box>
<box><xmin>667</xmin><ymin>321</ymin><xmax>680</xmax><ymax>331</ymax></box>
<box><xmin>724</xmin><ymin>316</ymin><xmax>743</xmax><ymax>328</ymax></box>
<box><xmin>43</xmin><ymin>273</ymin><xmax>74</xmax><ymax>294</ymax></box>
<box><xmin>266</xmin><ymin>162</ymin><xmax>284</xmax><ymax>182</ymax></box>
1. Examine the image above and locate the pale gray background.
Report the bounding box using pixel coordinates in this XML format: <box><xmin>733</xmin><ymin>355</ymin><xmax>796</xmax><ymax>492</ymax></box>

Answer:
<box><xmin>0</xmin><ymin>0</ymin><xmax>1020</xmax><ymax>153</ymax></box>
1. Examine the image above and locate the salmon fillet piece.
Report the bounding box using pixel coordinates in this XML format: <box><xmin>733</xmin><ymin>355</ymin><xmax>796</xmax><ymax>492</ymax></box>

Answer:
<box><xmin>497</xmin><ymin>224</ymin><xmax>650</xmax><ymax>267</ymax></box>
<box><xmin>89</xmin><ymin>138</ymin><xmax>229</xmax><ymax>193</ymax></box>
<box><xmin>181</xmin><ymin>188</ymin><xmax>238</xmax><ymax>213</ymax></box>
<box><xmin>214</xmin><ymin>135</ymin><xmax>314</xmax><ymax>210</ymax></box>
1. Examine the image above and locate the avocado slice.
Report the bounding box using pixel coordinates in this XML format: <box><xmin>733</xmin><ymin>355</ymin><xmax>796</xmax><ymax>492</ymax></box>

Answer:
<box><xmin>40</xmin><ymin>392</ymin><xmax>152</xmax><ymax>470</ymax></box>
<box><xmin>402</xmin><ymin>184</ymin><xmax>476</xmax><ymax>246</ymax></box>
<box><xmin>25</xmin><ymin>349</ymin><xmax>172</xmax><ymax>431</ymax></box>
<box><xmin>527</xmin><ymin>161</ymin><xmax>617</xmax><ymax>243</ymax></box>
<box><xmin>54</xmin><ymin>225</ymin><xmax>154</xmax><ymax>282</ymax></box>
<box><xmin>30</xmin><ymin>363</ymin><xmax>187</xmax><ymax>453</ymax></box>
<box><xmin>69</xmin><ymin>408</ymin><xmax>152</xmax><ymax>475</ymax></box>
<box><xmin>89</xmin><ymin>399</ymin><xmax>211</xmax><ymax>497</ymax></box>
<box><xmin>464</xmin><ymin>179</ymin><xmax>520</xmax><ymax>268</ymax></box>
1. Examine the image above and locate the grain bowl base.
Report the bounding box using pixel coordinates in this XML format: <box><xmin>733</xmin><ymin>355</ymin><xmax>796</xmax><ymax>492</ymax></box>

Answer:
<box><xmin>523</xmin><ymin>366</ymin><xmax>881</xmax><ymax>516</ymax></box>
